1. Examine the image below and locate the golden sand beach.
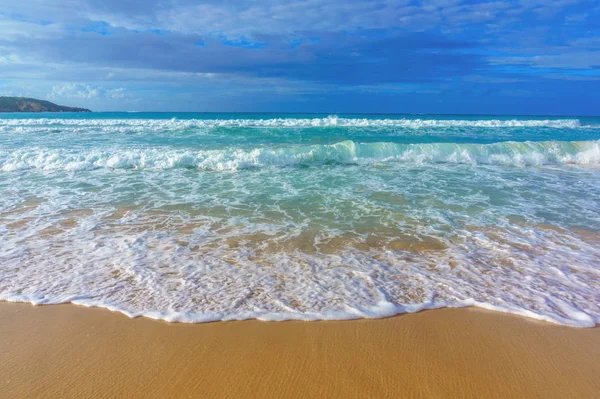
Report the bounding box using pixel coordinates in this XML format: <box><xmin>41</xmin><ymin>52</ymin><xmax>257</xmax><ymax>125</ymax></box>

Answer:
<box><xmin>1</xmin><ymin>302</ymin><xmax>599</xmax><ymax>399</ymax></box>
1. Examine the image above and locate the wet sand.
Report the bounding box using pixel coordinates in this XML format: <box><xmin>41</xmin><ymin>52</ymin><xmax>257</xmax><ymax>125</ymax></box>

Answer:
<box><xmin>1</xmin><ymin>302</ymin><xmax>599</xmax><ymax>399</ymax></box>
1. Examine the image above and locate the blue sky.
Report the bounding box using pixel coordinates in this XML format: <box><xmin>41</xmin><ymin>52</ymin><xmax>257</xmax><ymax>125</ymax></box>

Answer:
<box><xmin>1</xmin><ymin>0</ymin><xmax>599</xmax><ymax>114</ymax></box>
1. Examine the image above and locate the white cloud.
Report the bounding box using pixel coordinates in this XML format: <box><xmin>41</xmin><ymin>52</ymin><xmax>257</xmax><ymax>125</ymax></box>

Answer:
<box><xmin>49</xmin><ymin>83</ymin><xmax>99</xmax><ymax>99</ymax></box>
<box><xmin>0</xmin><ymin>19</ymin><xmax>66</xmax><ymax>41</ymax></box>
<box><xmin>48</xmin><ymin>83</ymin><xmax>129</xmax><ymax>100</ymax></box>
<box><xmin>5</xmin><ymin>0</ymin><xmax>585</xmax><ymax>41</ymax></box>
<box><xmin>105</xmin><ymin>87</ymin><xmax>125</xmax><ymax>99</ymax></box>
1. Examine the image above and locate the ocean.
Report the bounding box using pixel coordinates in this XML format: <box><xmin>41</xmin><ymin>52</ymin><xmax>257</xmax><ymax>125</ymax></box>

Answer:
<box><xmin>1</xmin><ymin>113</ymin><xmax>599</xmax><ymax>326</ymax></box>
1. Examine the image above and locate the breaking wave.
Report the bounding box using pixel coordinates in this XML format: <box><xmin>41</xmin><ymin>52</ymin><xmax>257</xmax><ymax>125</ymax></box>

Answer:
<box><xmin>1</xmin><ymin>139</ymin><xmax>599</xmax><ymax>171</ymax></box>
<box><xmin>0</xmin><ymin>116</ymin><xmax>586</xmax><ymax>131</ymax></box>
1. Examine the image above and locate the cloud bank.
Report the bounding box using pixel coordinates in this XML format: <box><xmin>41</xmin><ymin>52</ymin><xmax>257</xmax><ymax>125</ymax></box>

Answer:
<box><xmin>1</xmin><ymin>0</ymin><xmax>599</xmax><ymax>113</ymax></box>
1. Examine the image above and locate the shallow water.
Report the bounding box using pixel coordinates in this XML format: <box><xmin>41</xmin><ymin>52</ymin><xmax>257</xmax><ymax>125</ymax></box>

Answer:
<box><xmin>1</xmin><ymin>113</ymin><xmax>599</xmax><ymax>326</ymax></box>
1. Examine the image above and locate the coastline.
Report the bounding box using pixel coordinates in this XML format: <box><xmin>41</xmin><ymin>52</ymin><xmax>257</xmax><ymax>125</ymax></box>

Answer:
<box><xmin>1</xmin><ymin>302</ymin><xmax>599</xmax><ymax>399</ymax></box>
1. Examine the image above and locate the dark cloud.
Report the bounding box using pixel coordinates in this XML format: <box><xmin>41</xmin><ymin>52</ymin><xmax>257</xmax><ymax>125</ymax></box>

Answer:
<box><xmin>0</xmin><ymin>24</ymin><xmax>487</xmax><ymax>84</ymax></box>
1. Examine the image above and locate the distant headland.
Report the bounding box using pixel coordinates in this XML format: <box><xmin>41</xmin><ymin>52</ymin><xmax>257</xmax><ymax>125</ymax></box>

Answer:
<box><xmin>0</xmin><ymin>96</ymin><xmax>91</xmax><ymax>112</ymax></box>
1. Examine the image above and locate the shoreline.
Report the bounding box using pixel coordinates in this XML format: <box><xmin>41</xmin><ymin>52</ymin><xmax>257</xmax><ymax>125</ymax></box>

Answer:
<box><xmin>3</xmin><ymin>296</ymin><xmax>597</xmax><ymax>327</ymax></box>
<box><xmin>1</xmin><ymin>302</ymin><xmax>599</xmax><ymax>398</ymax></box>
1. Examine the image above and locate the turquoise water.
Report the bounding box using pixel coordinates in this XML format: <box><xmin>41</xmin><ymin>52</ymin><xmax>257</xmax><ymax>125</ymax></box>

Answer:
<box><xmin>1</xmin><ymin>113</ymin><xmax>599</xmax><ymax>326</ymax></box>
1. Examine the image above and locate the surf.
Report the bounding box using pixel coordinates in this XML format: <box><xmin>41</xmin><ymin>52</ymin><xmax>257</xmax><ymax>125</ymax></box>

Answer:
<box><xmin>1</xmin><ymin>139</ymin><xmax>599</xmax><ymax>172</ymax></box>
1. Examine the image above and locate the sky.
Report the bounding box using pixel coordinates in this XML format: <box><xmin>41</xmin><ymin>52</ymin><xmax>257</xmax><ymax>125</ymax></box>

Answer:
<box><xmin>0</xmin><ymin>0</ymin><xmax>599</xmax><ymax>114</ymax></box>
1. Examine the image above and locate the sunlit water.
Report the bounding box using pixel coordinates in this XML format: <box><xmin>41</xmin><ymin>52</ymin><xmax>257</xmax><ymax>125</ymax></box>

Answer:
<box><xmin>1</xmin><ymin>113</ymin><xmax>599</xmax><ymax>326</ymax></box>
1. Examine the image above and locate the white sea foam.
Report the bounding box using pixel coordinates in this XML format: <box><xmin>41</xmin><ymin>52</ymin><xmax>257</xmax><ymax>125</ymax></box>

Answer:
<box><xmin>0</xmin><ymin>116</ymin><xmax>586</xmax><ymax>131</ymax></box>
<box><xmin>2</xmin><ymin>157</ymin><xmax>600</xmax><ymax>327</ymax></box>
<box><xmin>1</xmin><ymin>140</ymin><xmax>599</xmax><ymax>171</ymax></box>
<box><xmin>1</xmin><ymin>218</ymin><xmax>599</xmax><ymax>327</ymax></box>
<box><xmin>1</xmin><ymin>115</ymin><xmax>599</xmax><ymax>328</ymax></box>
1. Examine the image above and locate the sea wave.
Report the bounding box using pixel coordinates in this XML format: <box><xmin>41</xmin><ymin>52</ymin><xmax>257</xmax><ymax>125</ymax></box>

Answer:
<box><xmin>1</xmin><ymin>223</ymin><xmax>599</xmax><ymax>327</ymax></box>
<box><xmin>0</xmin><ymin>116</ymin><xmax>586</xmax><ymax>130</ymax></box>
<box><xmin>1</xmin><ymin>139</ymin><xmax>599</xmax><ymax>171</ymax></box>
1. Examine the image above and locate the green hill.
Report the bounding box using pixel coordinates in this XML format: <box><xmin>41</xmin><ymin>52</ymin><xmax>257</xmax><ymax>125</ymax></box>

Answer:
<box><xmin>0</xmin><ymin>96</ymin><xmax>91</xmax><ymax>112</ymax></box>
